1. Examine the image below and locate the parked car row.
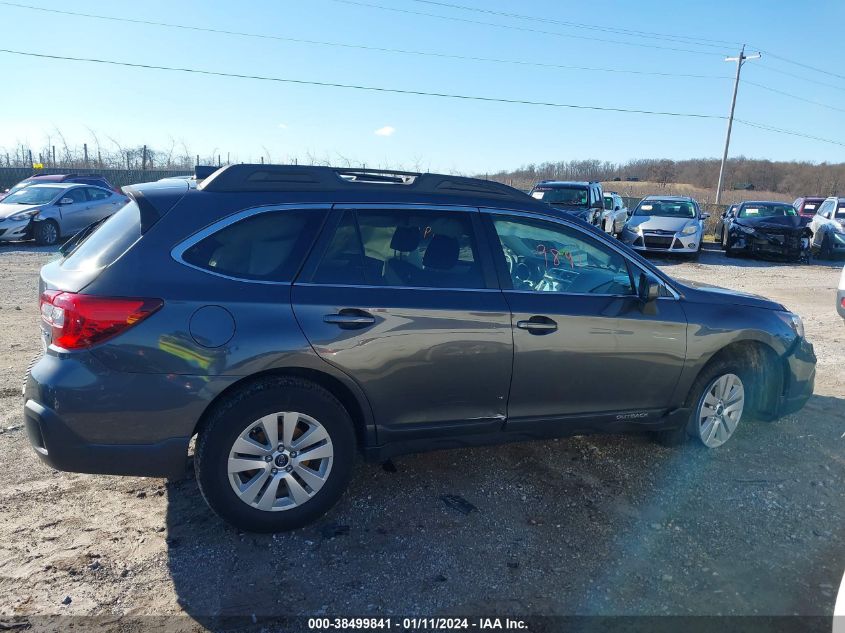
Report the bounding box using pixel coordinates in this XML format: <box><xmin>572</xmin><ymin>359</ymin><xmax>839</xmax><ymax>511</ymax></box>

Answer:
<box><xmin>527</xmin><ymin>181</ymin><xmax>844</xmax><ymax>264</ymax></box>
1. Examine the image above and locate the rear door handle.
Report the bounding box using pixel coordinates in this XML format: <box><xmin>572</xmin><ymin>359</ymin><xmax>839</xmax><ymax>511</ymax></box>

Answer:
<box><xmin>516</xmin><ymin>317</ymin><xmax>558</xmax><ymax>334</ymax></box>
<box><xmin>323</xmin><ymin>309</ymin><xmax>376</xmax><ymax>329</ymax></box>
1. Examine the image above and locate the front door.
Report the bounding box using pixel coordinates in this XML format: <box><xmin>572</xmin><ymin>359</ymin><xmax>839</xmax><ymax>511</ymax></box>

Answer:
<box><xmin>483</xmin><ymin>211</ymin><xmax>688</xmax><ymax>431</ymax></box>
<box><xmin>292</xmin><ymin>206</ymin><xmax>512</xmax><ymax>443</ymax></box>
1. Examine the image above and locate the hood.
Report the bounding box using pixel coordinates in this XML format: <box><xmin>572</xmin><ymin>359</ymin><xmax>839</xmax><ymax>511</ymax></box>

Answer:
<box><xmin>734</xmin><ymin>214</ymin><xmax>805</xmax><ymax>230</ymax></box>
<box><xmin>676</xmin><ymin>278</ymin><xmax>784</xmax><ymax>311</ymax></box>
<box><xmin>0</xmin><ymin>202</ymin><xmax>42</xmax><ymax>219</ymax></box>
<box><xmin>626</xmin><ymin>215</ymin><xmax>696</xmax><ymax>232</ymax></box>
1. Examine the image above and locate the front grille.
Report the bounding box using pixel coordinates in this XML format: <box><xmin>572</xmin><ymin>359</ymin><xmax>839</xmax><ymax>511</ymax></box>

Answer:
<box><xmin>644</xmin><ymin>235</ymin><xmax>675</xmax><ymax>249</ymax></box>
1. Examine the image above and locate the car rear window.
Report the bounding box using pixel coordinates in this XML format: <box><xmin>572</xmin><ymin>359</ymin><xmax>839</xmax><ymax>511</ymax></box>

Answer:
<box><xmin>180</xmin><ymin>210</ymin><xmax>324</xmax><ymax>282</ymax></box>
<box><xmin>61</xmin><ymin>201</ymin><xmax>142</xmax><ymax>272</ymax></box>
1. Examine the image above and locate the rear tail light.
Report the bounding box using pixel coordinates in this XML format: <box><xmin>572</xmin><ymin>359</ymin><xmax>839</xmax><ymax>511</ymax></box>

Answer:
<box><xmin>40</xmin><ymin>291</ymin><xmax>163</xmax><ymax>350</ymax></box>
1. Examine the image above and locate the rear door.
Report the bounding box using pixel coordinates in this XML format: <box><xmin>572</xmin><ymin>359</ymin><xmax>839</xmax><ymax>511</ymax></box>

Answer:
<box><xmin>83</xmin><ymin>186</ymin><xmax>124</xmax><ymax>224</ymax></box>
<box><xmin>482</xmin><ymin>210</ymin><xmax>688</xmax><ymax>431</ymax></box>
<box><xmin>291</xmin><ymin>205</ymin><xmax>513</xmax><ymax>443</ymax></box>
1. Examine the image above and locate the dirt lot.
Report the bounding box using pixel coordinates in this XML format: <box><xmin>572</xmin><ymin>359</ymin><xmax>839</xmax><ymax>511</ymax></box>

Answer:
<box><xmin>0</xmin><ymin>243</ymin><xmax>843</xmax><ymax>628</ymax></box>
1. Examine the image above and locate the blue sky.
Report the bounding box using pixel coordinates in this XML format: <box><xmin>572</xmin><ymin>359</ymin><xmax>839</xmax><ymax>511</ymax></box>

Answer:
<box><xmin>1</xmin><ymin>0</ymin><xmax>843</xmax><ymax>173</ymax></box>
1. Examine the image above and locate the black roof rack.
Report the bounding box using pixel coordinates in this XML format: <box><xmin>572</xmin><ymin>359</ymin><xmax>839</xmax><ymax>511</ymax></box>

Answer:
<box><xmin>197</xmin><ymin>164</ymin><xmax>532</xmax><ymax>203</ymax></box>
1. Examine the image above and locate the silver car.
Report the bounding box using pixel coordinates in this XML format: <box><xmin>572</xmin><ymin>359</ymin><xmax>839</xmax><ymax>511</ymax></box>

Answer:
<box><xmin>0</xmin><ymin>183</ymin><xmax>128</xmax><ymax>245</ymax></box>
<box><xmin>620</xmin><ymin>195</ymin><xmax>708</xmax><ymax>259</ymax></box>
<box><xmin>601</xmin><ymin>192</ymin><xmax>629</xmax><ymax>236</ymax></box>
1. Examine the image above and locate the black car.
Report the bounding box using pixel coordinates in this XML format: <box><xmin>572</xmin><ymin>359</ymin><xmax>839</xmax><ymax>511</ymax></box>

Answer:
<box><xmin>24</xmin><ymin>165</ymin><xmax>815</xmax><ymax>532</ymax></box>
<box><xmin>528</xmin><ymin>180</ymin><xmax>604</xmax><ymax>227</ymax></box>
<box><xmin>720</xmin><ymin>201</ymin><xmax>811</xmax><ymax>261</ymax></box>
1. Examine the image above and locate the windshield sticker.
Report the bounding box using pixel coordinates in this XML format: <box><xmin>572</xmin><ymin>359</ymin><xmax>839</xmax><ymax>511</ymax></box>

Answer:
<box><xmin>804</xmin><ymin>204</ymin><xmax>816</xmax><ymax>210</ymax></box>
<box><xmin>531</xmin><ymin>192</ymin><xmax>544</xmax><ymax>200</ymax></box>
<box><xmin>745</xmin><ymin>208</ymin><xmax>760</xmax><ymax>214</ymax></box>
<box><xmin>640</xmin><ymin>204</ymin><xmax>653</xmax><ymax>211</ymax></box>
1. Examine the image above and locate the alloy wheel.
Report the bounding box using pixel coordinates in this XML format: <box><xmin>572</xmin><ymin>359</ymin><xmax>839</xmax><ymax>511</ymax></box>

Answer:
<box><xmin>697</xmin><ymin>373</ymin><xmax>745</xmax><ymax>448</ymax></box>
<box><xmin>227</xmin><ymin>411</ymin><xmax>334</xmax><ymax>511</ymax></box>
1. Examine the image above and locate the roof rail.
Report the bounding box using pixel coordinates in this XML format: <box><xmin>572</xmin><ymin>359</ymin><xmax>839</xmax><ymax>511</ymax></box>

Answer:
<box><xmin>197</xmin><ymin>164</ymin><xmax>533</xmax><ymax>202</ymax></box>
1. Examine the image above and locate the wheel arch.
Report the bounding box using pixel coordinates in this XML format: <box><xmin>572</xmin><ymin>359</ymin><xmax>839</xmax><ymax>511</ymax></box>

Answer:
<box><xmin>192</xmin><ymin>367</ymin><xmax>376</xmax><ymax>453</ymax></box>
<box><xmin>691</xmin><ymin>340</ymin><xmax>784</xmax><ymax>419</ymax></box>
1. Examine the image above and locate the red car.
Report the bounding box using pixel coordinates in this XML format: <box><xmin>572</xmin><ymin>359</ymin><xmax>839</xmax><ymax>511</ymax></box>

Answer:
<box><xmin>793</xmin><ymin>196</ymin><xmax>826</xmax><ymax>219</ymax></box>
<box><xmin>0</xmin><ymin>173</ymin><xmax>120</xmax><ymax>201</ymax></box>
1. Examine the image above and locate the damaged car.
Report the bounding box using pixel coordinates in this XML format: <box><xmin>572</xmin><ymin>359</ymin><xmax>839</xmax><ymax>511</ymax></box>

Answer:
<box><xmin>807</xmin><ymin>196</ymin><xmax>845</xmax><ymax>260</ymax></box>
<box><xmin>0</xmin><ymin>183</ymin><xmax>128</xmax><ymax>245</ymax></box>
<box><xmin>722</xmin><ymin>201</ymin><xmax>811</xmax><ymax>262</ymax></box>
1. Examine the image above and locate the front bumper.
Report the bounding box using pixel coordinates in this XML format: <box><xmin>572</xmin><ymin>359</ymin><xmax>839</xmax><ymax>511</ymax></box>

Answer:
<box><xmin>777</xmin><ymin>337</ymin><xmax>816</xmax><ymax>416</ymax></box>
<box><xmin>731</xmin><ymin>229</ymin><xmax>807</xmax><ymax>259</ymax></box>
<box><xmin>0</xmin><ymin>218</ymin><xmax>33</xmax><ymax>242</ymax></box>
<box><xmin>23</xmin><ymin>350</ymin><xmax>232</xmax><ymax>478</ymax></box>
<box><xmin>621</xmin><ymin>229</ymin><xmax>701</xmax><ymax>253</ymax></box>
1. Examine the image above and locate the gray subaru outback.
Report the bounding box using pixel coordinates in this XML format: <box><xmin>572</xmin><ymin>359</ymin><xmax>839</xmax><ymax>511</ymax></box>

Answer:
<box><xmin>24</xmin><ymin>165</ymin><xmax>816</xmax><ymax>532</ymax></box>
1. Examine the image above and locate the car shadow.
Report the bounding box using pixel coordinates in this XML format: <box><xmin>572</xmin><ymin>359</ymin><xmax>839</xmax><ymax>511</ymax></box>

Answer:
<box><xmin>165</xmin><ymin>393</ymin><xmax>845</xmax><ymax>622</ymax></box>
<box><xmin>0</xmin><ymin>240</ymin><xmax>60</xmax><ymax>255</ymax></box>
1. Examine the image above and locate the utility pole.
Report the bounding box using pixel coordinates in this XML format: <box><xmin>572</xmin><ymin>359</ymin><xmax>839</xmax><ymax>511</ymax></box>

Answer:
<box><xmin>716</xmin><ymin>45</ymin><xmax>761</xmax><ymax>204</ymax></box>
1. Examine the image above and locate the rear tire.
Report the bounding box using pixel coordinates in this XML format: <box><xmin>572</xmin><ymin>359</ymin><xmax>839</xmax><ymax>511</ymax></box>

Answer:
<box><xmin>820</xmin><ymin>233</ymin><xmax>833</xmax><ymax>260</ymax></box>
<box><xmin>34</xmin><ymin>220</ymin><xmax>59</xmax><ymax>246</ymax></box>
<box><xmin>654</xmin><ymin>358</ymin><xmax>749</xmax><ymax>449</ymax></box>
<box><xmin>725</xmin><ymin>232</ymin><xmax>738</xmax><ymax>258</ymax></box>
<box><xmin>194</xmin><ymin>376</ymin><xmax>356</xmax><ymax>532</ymax></box>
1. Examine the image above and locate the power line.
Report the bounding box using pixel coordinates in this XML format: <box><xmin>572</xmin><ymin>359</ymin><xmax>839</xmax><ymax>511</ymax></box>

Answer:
<box><xmin>743</xmin><ymin>79</ymin><xmax>845</xmax><ymax>114</ymax></box>
<box><xmin>328</xmin><ymin>0</ymin><xmax>727</xmax><ymax>56</ymax></box>
<box><xmin>408</xmin><ymin>0</ymin><xmax>741</xmax><ymax>49</ymax></box>
<box><xmin>752</xmin><ymin>63</ymin><xmax>845</xmax><ymax>93</ymax></box>
<box><xmin>754</xmin><ymin>48</ymin><xmax>845</xmax><ymax>83</ymax></box>
<box><xmin>0</xmin><ymin>1</ymin><xmax>730</xmax><ymax>81</ymax></box>
<box><xmin>3</xmin><ymin>47</ymin><xmax>843</xmax><ymax>149</ymax></box>
<box><xmin>734</xmin><ymin>118</ymin><xmax>845</xmax><ymax>148</ymax></box>
<box><xmin>0</xmin><ymin>48</ymin><xmax>725</xmax><ymax>119</ymax></box>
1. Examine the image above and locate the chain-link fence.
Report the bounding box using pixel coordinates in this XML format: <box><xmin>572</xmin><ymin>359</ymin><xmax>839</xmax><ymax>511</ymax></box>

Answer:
<box><xmin>0</xmin><ymin>167</ymin><xmax>191</xmax><ymax>191</ymax></box>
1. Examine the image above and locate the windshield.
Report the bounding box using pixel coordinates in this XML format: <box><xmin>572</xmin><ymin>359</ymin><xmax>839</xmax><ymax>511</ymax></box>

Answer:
<box><xmin>62</xmin><ymin>201</ymin><xmax>142</xmax><ymax>272</ymax></box>
<box><xmin>836</xmin><ymin>204</ymin><xmax>845</xmax><ymax>219</ymax></box>
<box><xmin>1</xmin><ymin>185</ymin><xmax>60</xmax><ymax>205</ymax></box>
<box><xmin>738</xmin><ymin>204</ymin><xmax>797</xmax><ymax>218</ymax></box>
<box><xmin>634</xmin><ymin>200</ymin><xmax>696</xmax><ymax>218</ymax></box>
<box><xmin>531</xmin><ymin>186</ymin><xmax>588</xmax><ymax>207</ymax></box>
<box><xmin>603</xmin><ymin>196</ymin><xmax>614</xmax><ymax>210</ymax></box>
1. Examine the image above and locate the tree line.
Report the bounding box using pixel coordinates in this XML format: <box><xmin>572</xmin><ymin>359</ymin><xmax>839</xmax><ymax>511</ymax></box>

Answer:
<box><xmin>482</xmin><ymin>157</ymin><xmax>845</xmax><ymax>198</ymax></box>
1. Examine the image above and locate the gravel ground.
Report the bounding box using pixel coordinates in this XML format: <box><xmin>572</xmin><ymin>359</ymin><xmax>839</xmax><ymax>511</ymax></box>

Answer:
<box><xmin>0</xmin><ymin>242</ymin><xmax>843</xmax><ymax>627</ymax></box>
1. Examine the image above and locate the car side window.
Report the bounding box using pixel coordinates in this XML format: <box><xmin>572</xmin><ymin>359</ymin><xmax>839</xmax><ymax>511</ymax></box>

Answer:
<box><xmin>491</xmin><ymin>216</ymin><xmax>635</xmax><ymax>295</ymax></box>
<box><xmin>86</xmin><ymin>187</ymin><xmax>111</xmax><ymax>201</ymax></box>
<box><xmin>314</xmin><ymin>209</ymin><xmax>485</xmax><ymax>289</ymax></box>
<box><xmin>817</xmin><ymin>200</ymin><xmax>832</xmax><ymax>219</ymax></box>
<box><xmin>180</xmin><ymin>210</ymin><xmax>324</xmax><ymax>282</ymax></box>
<box><xmin>65</xmin><ymin>188</ymin><xmax>87</xmax><ymax>204</ymax></box>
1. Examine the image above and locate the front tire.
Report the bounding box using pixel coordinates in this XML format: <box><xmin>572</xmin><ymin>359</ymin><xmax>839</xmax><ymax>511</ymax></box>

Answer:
<box><xmin>34</xmin><ymin>220</ymin><xmax>60</xmax><ymax>246</ymax></box>
<box><xmin>195</xmin><ymin>376</ymin><xmax>356</xmax><ymax>532</ymax></box>
<box><xmin>820</xmin><ymin>233</ymin><xmax>833</xmax><ymax>260</ymax></box>
<box><xmin>654</xmin><ymin>359</ymin><xmax>748</xmax><ymax>448</ymax></box>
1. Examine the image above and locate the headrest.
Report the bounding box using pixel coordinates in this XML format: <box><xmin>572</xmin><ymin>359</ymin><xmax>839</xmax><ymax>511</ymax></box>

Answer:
<box><xmin>390</xmin><ymin>225</ymin><xmax>421</xmax><ymax>252</ymax></box>
<box><xmin>423</xmin><ymin>235</ymin><xmax>459</xmax><ymax>270</ymax></box>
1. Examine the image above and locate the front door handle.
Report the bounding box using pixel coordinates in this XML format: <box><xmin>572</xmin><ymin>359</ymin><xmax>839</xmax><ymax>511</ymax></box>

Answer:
<box><xmin>323</xmin><ymin>309</ymin><xmax>376</xmax><ymax>329</ymax></box>
<box><xmin>516</xmin><ymin>316</ymin><xmax>558</xmax><ymax>334</ymax></box>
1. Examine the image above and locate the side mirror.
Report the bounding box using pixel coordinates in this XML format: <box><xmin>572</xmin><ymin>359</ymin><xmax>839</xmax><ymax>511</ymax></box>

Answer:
<box><xmin>638</xmin><ymin>273</ymin><xmax>660</xmax><ymax>303</ymax></box>
<box><xmin>614</xmin><ymin>206</ymin><xmax>621</xmax><ymax>211</ymax></box>
<box><xmin>58</xmin><ymin>197</ymin><xmax>74</xmax><ymax>205</ymax></box>
<box><xmin>701</xmin><ymin>212</ymin><xmax>710</xmax><ymax>220</ymax></box>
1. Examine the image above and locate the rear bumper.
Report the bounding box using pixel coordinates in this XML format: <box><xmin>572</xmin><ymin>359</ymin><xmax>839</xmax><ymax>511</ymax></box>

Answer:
<box><xmin>23</xmin><ymin>351</ymin><xmax>229</xmax><ymax>478</ymax></box>
<box><xmin>24</xmin><ymin>399</ymin><xmax>188</xmax><ymax>478</ymax></box>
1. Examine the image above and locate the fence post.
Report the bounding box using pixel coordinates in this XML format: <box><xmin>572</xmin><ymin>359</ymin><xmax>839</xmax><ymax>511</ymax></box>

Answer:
<box><xmin>83</xmin><ymin>143</ymin><xmax>89</xmax><ymax>167</ymax></box>
<box><xmin>142</xmin><ymin>145</ymin><xmax>147</xmax><ymax>170</ymax></box>
<box><xmin>196</xmin><ymin>154</ymin><xmax>200</xmax><ymax>167</ymax></box>
<box><xmin>28</xmin><ymin>150</ymin><xmax>33</xmax><ymax>167</ymax></box>
<box><xmin>218</xmin><ymin>154</ymin><xmax>221</xmax><ymax>167</ymax></box>
<box><xmin>52</xmin><ymin>146</ymin><xmax>56</xmax><ymax>166</ymax></box>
